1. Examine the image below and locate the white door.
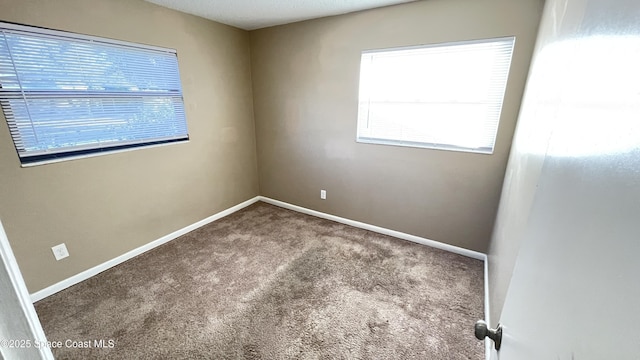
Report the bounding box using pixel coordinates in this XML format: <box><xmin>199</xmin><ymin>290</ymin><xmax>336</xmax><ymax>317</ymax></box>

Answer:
<box><xmin>490</xmin><ymin>0</ymin><xmax>640</xmax><ymax>358</ymax></box>
<box><xmin>0</xmin><ymin>219</ymin><xmax>53</xmax><ymax>360</ymax></box>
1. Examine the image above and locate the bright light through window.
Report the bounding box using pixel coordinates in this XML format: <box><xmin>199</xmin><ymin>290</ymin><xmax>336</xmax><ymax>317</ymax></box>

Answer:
<box><xmin>356</xmin><ymin>37</ymin><xmax>515</xmax><ymax>154</ymax></box>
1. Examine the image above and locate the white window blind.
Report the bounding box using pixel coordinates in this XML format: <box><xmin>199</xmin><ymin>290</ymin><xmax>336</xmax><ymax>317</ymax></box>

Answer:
<box><xmin>356</xmin><ymin>37</ymin><xmax>515</xmax><ymax>154</ymax></box>
<box><xmin>0</xmin><ymin>22</ymin><xmax>188</xmax><ymax>165</ymax></box>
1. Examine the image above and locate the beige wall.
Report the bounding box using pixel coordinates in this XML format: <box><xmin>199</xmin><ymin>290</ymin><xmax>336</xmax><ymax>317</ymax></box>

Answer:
<box><xmin>0</xmin><ymin>0</ymin><xmax>259</xmax><ymax>293</ymax></box>
<box><xmin>250</xmin><ymin>0</ymin><xmax>543</xmax><ymax>253</ymax></box>
<box><xmin>0</xmin><ymin>0</ymin><xmax>543</xmax><ymax>294</ymax></box>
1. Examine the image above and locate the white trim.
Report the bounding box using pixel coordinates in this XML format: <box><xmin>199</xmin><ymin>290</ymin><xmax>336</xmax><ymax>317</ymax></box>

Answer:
<box><xmin>259</xmin><ymin>196</ymin><xmax>491</xmax><ymax>358</ymax></box>
<box><xmin>0</xmin><ymin>220</ymin><xmax>54</xmax><ymax>359</ymax></box>
<box><xmin>484</xmin><ymin>254</ymin><xmax>491</xmax><ymax>359</ymax></box>
<box><xmin>30</xmin><ymin>196</ymin><xmax>260</xmax><ymax>302</ymax></box>
<box><xmin>31</xmin><ymin>195</ymin><xmax>488</xmax><ymax>305</ymax></box>
<box><xmin>258</xmin><ymin>196</ymin><xmax>486</xmax><ymax>260</ymax></box>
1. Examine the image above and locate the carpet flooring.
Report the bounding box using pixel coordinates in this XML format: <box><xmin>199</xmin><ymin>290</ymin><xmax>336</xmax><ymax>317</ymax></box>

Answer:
<box><xmin>35</xmin><ymin>202</ymin><xmax>485</xmax><ymax>359</ymax></box>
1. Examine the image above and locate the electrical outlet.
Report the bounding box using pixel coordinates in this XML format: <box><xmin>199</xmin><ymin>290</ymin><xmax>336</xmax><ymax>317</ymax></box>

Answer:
<box><xmin>51</xmin><ymin>243</ymin><xmax>69</xmax><ymax>261</ymax></box>
<box><xmin>320</xmin><ymin>190</ymin><xmax>327</xmax><ymax>200</ymax></box>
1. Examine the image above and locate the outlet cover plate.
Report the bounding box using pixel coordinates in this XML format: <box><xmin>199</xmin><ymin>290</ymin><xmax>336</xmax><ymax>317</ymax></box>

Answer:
<box><xmin>51</xmin><ymin>243</ymin><xmax>69</xmax><ymax>261</ymax></box>
<box><xmin>320</xmin><ymin>190</ymin><xmax>327</xmax><ymax>200</ymax></box>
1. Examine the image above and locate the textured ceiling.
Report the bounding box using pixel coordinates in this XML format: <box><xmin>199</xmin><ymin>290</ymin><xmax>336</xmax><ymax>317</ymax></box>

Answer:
<box><xmin>144</xmin><ymin>0</ymin><xmax>416</xmax><ymax>30</ymax></box>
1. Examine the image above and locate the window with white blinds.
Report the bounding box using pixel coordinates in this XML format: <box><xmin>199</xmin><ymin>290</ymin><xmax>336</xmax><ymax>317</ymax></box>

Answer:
<box><xmin>356</xmin><ymin>37</ymin><xmax>515</xmax><ymax>154</ymax></box>
<box><xmin>0</xmin><ymin>22</ymin><xmax>188</xmax><ymax>165</ymax></box>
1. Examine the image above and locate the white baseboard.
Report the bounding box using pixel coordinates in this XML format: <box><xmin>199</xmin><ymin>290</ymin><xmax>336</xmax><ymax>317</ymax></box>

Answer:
<box><xmin>258</xmin><ymin>196</ymin><xmax>491</xmax><ymax>358</ymax></box>
<box><xmin>258</xmin><ymin>197</ymin><xmax>491</xmax><ymax>359</ymax></box>
<box><xmin>32</xmin><ymin>195</ymin><xmax>489</xmax><ymax>310</ymax></box>
<box><xmin>30</xmin><ymin>196</ymin><xmax>261</xmax><ymax>302</ymax></box>
<box><xmin>484</xmin><ymin>255</ymin><xmax>491</xmax><ymax>359</ymax></box>
<box><xmin>261</xmin><ymin>195</ymin><xmax>492</xmax><ymax>359</ymax></box>
<box><xmin>258</xmin><ymin>196</ymin><xmax>486</xmax><ymax>261</ymax></box>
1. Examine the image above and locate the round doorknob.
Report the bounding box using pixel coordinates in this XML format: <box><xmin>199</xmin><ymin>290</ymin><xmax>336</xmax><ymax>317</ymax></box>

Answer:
<box><xmin>474</xmin><ymin>320</ymin><xmax>502</xmax><ymax>350</ymax></box>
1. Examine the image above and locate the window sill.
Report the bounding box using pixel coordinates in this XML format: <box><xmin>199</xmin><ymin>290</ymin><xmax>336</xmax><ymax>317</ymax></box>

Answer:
<box><xmin>356</xmin><ymin>137</ymin><xmax>494</xmax><ymax>155</ymax></box>
<box><xmin>19</xmin><ymin>140</ymin><xmax>189</xmax><ymax>168</ymax></box>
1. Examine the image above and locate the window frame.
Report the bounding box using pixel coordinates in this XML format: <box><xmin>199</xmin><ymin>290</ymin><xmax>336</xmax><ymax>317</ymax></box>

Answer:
<box><xmin>0</xmin><ymin>21</ymin><xmax>189</xmax><ymax>167</ymax></box>
<box><xmin>355</xmin><ymin>37</ymin><xmax>516</xmax><ymax>155</ymax></box>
